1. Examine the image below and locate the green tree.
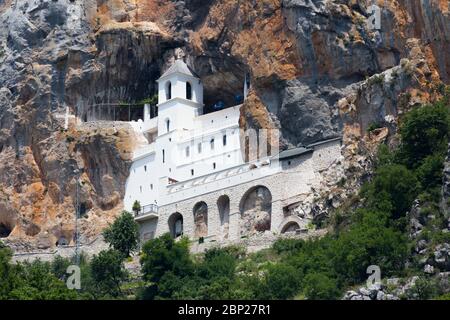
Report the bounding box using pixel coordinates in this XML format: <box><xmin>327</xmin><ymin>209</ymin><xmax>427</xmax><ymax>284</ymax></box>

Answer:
<box><xmin>90</xmin><ymin>249</ymin><xmax>128</xmax><ymax>298</ymax></box>
<box><xmin>303</xmin><ymin>272</ymin><xmax>341</xmax><ymax>300</ymax></box>
<box><xmin>399</xmin><ymin>103</ymin><xmax>450</xmax><ymax>167</ymax></box>
<box><xmin>415</xmin><ymin>153</ymin><xmax>445</xmax><ymax>189</ymax></box>
<box><xmin>103</xmin><ymin>211</ymin><xmax>140</xmax><ymax>257</ymax></box>
<box><xmin>198</xmin><ymin>248</ymin><xmax>237</xmax><ymax>280</ymax></box>
<box><xmin>9</xmin><ymin>260</ymin><xmax>78</xmax><ymax>300</ymax></box>
<box><xmin>262</xmin><ymin>264</ymin><xmax>301</xmax><ymax>299</ymax></box>
<box><xmin>0</xmin><ymin>242</ymin><xmax>19</xmax><ymax>299</ymax></box>
<box><xmin>140</xmin><ymin>234</ymin><xmax>193</xmax><ymax>299</ymax></box>
<box><xmin>331</xmin><ymin>210</ymin><xmax>409</xmax><ymax>284</ymax></box>
<box><xmin>51</xmin><ymin>255</ymin><xmax>72</xmax><ymax>281</ymax></box>
<box><xmin>365</xmin><ymin>164</ymin><xmax>419</xmax><ymax>219</ymax></box>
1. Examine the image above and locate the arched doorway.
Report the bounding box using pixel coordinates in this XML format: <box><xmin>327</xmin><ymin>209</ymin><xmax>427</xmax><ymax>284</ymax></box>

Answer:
<box><xmin>168</xmin><ymin>212</ymin><xmax>183</xmax><ymax>239</ymax></box>
<box><xmin>193</xmin><ymin>202</ymin><xmax>208</xmax><ymax>238</ymax></box>
<box><xmin>217</xmin><ymin>195</ymin><xmax>230</xmax><ymax>240</ymax></box>
<box><xmin>281</xmin><ymin>221</ymin><xmax>301</xmax><ymax>234</ymax></box>
<box><xmin>239</xmin><ymin>186</ymin><xmax>272</xmax><ymax>237</ymax></box>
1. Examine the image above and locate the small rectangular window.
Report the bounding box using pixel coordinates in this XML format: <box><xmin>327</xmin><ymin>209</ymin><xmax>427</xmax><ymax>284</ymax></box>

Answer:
<box><xmin>213</xmin><ymin>163</ymin><xmax>216</xmax><ymax>170</ymax></box>
<box><xmin>191</xmin><ymin>169</ymin><xmax>195</xmax><ymax>176</ymax></box>
<box><xmin>186</xmin><ymin>146</ymin><xmax>190</xmax><ymax>157</ymax></box>
<box><xmin>223</xmin><ymin>135</ymin><xmax>227</xmax><ymax>146</ymax></box>
<box><xmin>144</xmin><ymin>165</ymin><xmax>147</xmax><ymax>172</ymax></box>
<box><xmin>198</xmin><ymin>143</ymin><xmax>202</xmax><ymax>154</ymax></box>
<box><xmin>210</xmin><ymin>139</ymin><xmax>215</xmax><ymax>150</ymax></box>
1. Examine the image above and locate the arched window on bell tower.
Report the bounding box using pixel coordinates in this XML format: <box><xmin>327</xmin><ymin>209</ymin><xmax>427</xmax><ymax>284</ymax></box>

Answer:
<box><xmin>186</xmin><ymin>82</ymin><xmax>192</xmax><ymax>100</ymax></box>
<box><xmin>165</xmin><ymin>81</ymin><xmax>172</xmax><ymax>100</ymax></box>
<box><xmin>166</xmin><ymin>118</ymin><xmax>170</xmax><ymax>133</ymax></box>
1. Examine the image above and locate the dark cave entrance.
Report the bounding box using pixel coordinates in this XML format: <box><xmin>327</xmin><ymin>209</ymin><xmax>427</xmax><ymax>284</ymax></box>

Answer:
<box><xmin>56</xmin><ymin>237</ymin><xmax>69</xmax><ymax>247</ymax></box>
<box><xmin>0</xmin><ymin>223</ymin><xmax>12</xmax><ymax>238</ymax></box>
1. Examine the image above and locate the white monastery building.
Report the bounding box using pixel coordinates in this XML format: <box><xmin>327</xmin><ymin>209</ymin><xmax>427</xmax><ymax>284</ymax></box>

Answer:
<box><xmin>123</xmin><ymin>60</ymin><xmax>343</xmax><ymax>245</ymax></box>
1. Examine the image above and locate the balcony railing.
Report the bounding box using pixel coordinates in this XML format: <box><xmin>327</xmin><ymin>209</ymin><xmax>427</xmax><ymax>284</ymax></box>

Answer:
<box><xmin>135</xmin><ymin>204</ymin><xmax>159</xmax><ymax>219</ymax></box>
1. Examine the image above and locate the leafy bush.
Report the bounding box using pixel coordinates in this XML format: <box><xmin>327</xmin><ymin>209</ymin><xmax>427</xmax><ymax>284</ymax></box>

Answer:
<box><xmin>262</xmin><ymin>264</ymin><xmax>301</xmax><ymax>299</ymax></box>
<box><xmin>303</xmin><ymin>272</ymin><xmax>341</xmax><ymax>300</ymax></box>
<box><xmin>9</xmin><ymin>260</ymin><xmax>78</xmax><ymax>300</ymax></box>
<box><xmin>363</xmin><ymin>164</ymin><xmax>419</xmax><ymax>219</ymax></box>
<box><xmin>199</xmin><ymin>248</ymin><xmax>237</xmax><ymax>280</ymax></box>
<box><xmin>415</xmin><ymin>153</ymin><xmax>445</xmax><ymax>189</ymax></box>
<box><xmin>398</xmin><ymin>103</ymin><xmax>450</xmax><ymax>167</ymax></box>
<box><xmin>140</xmin><ymin>234</ymin><xmax>193</xmax><ymax>299</ymax></box>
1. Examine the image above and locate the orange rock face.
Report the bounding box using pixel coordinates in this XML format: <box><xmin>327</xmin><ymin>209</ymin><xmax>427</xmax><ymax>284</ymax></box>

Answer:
<box><xmin>0</xmin><ymin>0</ymin><xmax>449</xmax><ymax>251</ymax></box>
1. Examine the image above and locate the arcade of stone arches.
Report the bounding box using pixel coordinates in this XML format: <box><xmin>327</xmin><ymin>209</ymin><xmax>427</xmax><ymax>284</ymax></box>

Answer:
<box><xmin>166</xmin><ymin>185</ymin><xmax>301</xmax><ymax>240</ymax></box>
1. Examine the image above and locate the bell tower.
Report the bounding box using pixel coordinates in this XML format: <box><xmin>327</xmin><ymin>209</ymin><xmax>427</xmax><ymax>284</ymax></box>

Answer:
<box><xmin>156</xmin><ymin>60</ymin><xmax>204</xmax><ymax>135</ymax></box>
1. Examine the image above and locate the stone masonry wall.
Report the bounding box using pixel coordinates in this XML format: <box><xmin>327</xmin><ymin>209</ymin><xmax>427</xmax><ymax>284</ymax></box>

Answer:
<box><xmin>139</xmin><ymin>139</ymin><xmax>344</xmax><ymax>246</ymax></box>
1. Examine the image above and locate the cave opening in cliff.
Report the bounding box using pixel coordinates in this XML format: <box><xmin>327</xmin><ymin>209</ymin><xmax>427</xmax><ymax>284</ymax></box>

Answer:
<box><xmin>195</xmin><ymin>58</ymin><xmax>248</xmax><ymax>115</ymax></box>
<box><xmin>79</xmin><ymin>203</ymin><xmax>87</xmax><ymax>217</ymax></box>
<box><xmin>83</xmin><ymin>104</ymin><xmax>152</xmax><ymax>122</ymax></box>
<box><xmin>56</xmin><ymin>237</ymin><xmax>68</xmax><ymax>247</ymax></box>
<box><xmin>0</xmin><ymin>223</ymin><xmax>12</xmax><ymax>238</ymax></box>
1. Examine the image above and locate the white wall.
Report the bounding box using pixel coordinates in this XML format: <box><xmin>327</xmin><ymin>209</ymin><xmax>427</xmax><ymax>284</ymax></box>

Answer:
<box><xmin>152</xmin><ymin>140</ymin><xmax>343</xmax><ymax>242</ymax></box>
<box><xmin>124</xmin><ymin>152</ymin><xmax>158</xmax><ymax>211</ymax></box>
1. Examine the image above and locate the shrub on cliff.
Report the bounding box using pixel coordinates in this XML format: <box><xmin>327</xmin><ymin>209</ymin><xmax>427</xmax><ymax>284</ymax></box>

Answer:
<box><xmin>398</xmin><ymin>102</ymin><xmax>450</xmax><ymax>168</ymax></box>
<box><xmin>303</xmin><ymin>272</ymin><xmax>341</xmax><ymax>300</ymax></box>
<box><xmin>363</xmin><ymin>164</ymin><xmax>420</xmax><ymax>220</ymax></box>
<box><xmin>103</xmin><ymin>211</ymin><xmax>140</xmax><ymax>257</ymax></box>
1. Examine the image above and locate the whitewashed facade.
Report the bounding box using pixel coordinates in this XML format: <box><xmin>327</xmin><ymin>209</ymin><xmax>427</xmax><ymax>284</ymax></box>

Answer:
<box><xmin>124</xmin><ymin>60</ymin><xmax>343</xmax><ymax>245</ymax></box>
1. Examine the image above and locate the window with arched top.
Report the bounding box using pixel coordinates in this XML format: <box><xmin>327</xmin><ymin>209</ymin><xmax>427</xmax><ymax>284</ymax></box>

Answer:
<box><xmin>165</xmin><ymin>81</ymin><xmax>172</xmax><ymax>100</ymax></box>
<box><xmin>186</xmin><ymin>82</ymin><xmax>192</xmax><ymax>100</ymax></box>
<box><xmin>166</xmin><ymin>119</ymin><xmax>170</xmax><ymax>133</ymax></box>
<box><xmin>168</xmin><ymin>212</ymin><xmax>183</xmax><ymax>239</ymax></box>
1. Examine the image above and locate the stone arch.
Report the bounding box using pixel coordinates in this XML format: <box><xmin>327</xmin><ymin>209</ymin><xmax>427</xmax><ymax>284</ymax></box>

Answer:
<box><xmin>217</xmin><ymin>195</ymin><xmax>230</xmax><ymax>240</ymax></box>
<box><xmin>239</xmin><ymin>185</ymin><xmax>272</xmax><ymax>237</ymax></box>
<box><xmin>186</xmin><ymin>81</ymin><xmax>193</xmax><ymax>100</ymax></box>
<box><xmin>193</xmin><ymin>201</ymin><xmax>208</xmax><ymax>238</ymax></box>
<box><xmin>278</xmin><ymin>215</ymin><xmax>304</xmax><ymax>234</ymax></box>
<box><xmin>168</xmin><ymin>212</ymin><xmax>183</xmax><ymax>239</ymax></box>
<box><xmin>165</xmin><ymin>81</ymin><xmax>172</xmax><ymax>100</ymax></box>
<box><xmin>281</xmin><ymin>221</ymin><xmax>300</xmax><ymax>234</ymax></box>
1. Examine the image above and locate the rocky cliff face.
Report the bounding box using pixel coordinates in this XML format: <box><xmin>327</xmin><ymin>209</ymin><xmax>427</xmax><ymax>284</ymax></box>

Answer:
<box><xmin>0</xmin><ymin>0</ymin><xmax>448</xmax><ymax>251</ymax></box>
